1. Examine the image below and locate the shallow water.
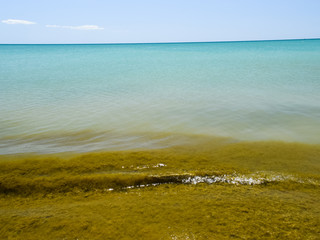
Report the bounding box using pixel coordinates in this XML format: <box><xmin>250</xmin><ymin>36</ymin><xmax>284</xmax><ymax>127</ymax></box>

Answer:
<box><xmin>1</xmin><ymin>40</ymin><xmax>320</xmax><ymax>154</ymax></box>
<box><xmin>1</xmin><ymin>141</ymin><xmax>320</xmax><ymax>239</ymax></box>
<box><xmin>1</xmin><ymin>40</ymin><xmax>320</xmax><ymax>240</ymax></box>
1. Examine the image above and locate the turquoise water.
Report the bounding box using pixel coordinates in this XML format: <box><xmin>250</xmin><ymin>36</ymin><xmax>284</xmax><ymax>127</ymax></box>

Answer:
<box><xmin>1</xmin><ymin>40</ymin><xmax>320</xmax><ymax>153</ymax></box>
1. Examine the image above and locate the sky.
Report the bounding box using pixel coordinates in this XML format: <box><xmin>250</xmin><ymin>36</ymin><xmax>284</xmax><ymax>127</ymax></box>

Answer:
<box><xmin>0</xmin><ymin>0</ymin><xmax>320</xmax><ymax>44</ymax></box>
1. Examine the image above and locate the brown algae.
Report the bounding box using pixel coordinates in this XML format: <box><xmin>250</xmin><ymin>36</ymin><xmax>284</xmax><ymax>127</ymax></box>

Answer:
<box><xmin>0</xmin><ymin>139</ymin><xmax>320</xmax><ymax>239</ymax></box>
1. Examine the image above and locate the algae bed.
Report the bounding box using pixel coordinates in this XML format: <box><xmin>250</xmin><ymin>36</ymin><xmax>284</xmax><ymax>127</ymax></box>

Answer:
<box><xmin>0</xmin><ymin>137</ymin><xmax>320</xmax><ymax>239</ymax></box>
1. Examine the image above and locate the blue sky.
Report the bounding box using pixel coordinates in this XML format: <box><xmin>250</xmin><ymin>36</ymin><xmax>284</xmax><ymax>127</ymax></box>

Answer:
<box><xmin>1</xmin><ymin>0</ymin><xmax>320</xmax><ymax>44</ymax></box>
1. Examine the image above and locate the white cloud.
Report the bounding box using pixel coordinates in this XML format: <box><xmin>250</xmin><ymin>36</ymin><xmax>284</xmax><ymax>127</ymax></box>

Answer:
<box><xmin>2</xmin><ymin>19</ymin><xmax>36</xmax><ymax>25</ymax></box>
<box><xmin>46</xmin><ymin>24</ymin><xmax>104</xmax><ymax>30</ymax></box>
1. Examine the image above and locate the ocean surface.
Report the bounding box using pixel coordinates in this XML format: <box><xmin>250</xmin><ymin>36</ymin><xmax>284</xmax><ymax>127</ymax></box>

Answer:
<box><xmin>1</xmin><ymin>39</ymin><xmax>320</xmax><ymax>154</ymax></box>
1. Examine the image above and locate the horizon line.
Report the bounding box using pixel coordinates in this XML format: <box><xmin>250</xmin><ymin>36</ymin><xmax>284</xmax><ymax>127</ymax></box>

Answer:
<box><xmin>0</xmin><ymin>37</ymin><xmax>319</xmax><ymax>45</ymax></box>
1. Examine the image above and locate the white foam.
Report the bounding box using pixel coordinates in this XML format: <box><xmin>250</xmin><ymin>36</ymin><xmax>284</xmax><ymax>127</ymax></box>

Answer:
<box><xmin>154</xmin><ymin>163</ymin><xmax>166</xmax><ymax>167</ymax></box>
<box><xmin>182</xmin><ymin>173</ymin><xmax>294</xmax><ymax>185</ymax></box>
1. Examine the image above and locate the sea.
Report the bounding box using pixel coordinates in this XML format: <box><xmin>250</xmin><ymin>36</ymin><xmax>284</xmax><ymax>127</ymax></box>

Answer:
<box><xmin>1</xmin><ymin>39</ymin><xmax>320</xmax><ymax>154</ymax></box>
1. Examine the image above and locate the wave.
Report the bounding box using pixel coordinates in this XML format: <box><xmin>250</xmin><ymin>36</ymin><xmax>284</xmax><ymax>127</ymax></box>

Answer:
<box><xmin>182</xmin><ymin>172</ymin><xmax>320</xmax><ymax>186</ymax></box>
<box><xmin>1</xmin><ymin>139</ymin><xmax>319</xmax><ymax>195</ymax></box>
<box><xmin>1</xmin><ymin>170</ymin><xmax>318</xmax><ymax>196</ymax></box>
